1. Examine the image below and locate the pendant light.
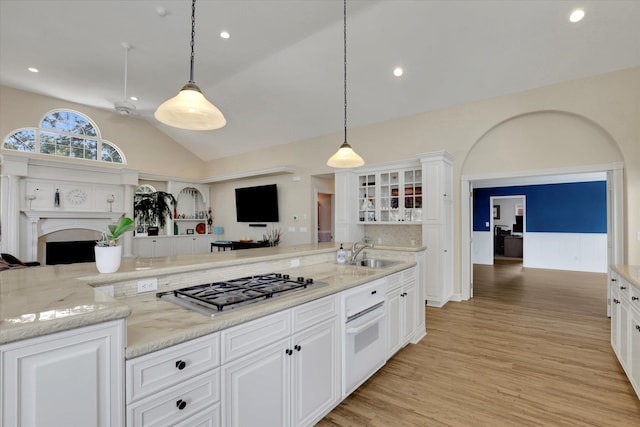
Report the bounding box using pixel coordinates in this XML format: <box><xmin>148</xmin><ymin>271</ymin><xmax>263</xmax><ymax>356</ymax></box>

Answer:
<box><xmin>327</xmin><ymin>0</ymin><xmax>364</xmax><ymax>168</ymax></box>
<box><xmin>154</xmin><ymin>0</ymin><xmax>226</xmax><ymax>130</ymax></box>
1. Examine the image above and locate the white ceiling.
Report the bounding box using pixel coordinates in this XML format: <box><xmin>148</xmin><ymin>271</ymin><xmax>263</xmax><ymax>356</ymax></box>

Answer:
<box><xmin>1</xmin><ymin>0</ymin><xmax>639</xmax><ymax>162</ymax></box>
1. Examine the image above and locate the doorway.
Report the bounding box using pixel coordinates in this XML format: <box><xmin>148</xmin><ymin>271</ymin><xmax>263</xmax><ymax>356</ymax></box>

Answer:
<box><xmin>491</xmin><ymin>195</ymin><xmax>525</xmax><ymax>263</ymax></box>
<box><xmin>317</xmin><ymin>192</ymin><xmax>334</xmax><ymax>243</ymax></box>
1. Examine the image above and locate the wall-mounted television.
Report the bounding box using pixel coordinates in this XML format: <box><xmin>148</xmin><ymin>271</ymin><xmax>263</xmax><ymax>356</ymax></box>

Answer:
<box><xmin>235</xmin><ymin>184</ymin><xmax>279</xmax><ymax>223</ymax></box>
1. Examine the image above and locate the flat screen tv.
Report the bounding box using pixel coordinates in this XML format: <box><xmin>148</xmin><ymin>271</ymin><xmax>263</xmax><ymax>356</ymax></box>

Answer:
<box><xmin>235</xmin><ymin>184</ymin><xmax>279</xmax><ymax>223</ymax></box>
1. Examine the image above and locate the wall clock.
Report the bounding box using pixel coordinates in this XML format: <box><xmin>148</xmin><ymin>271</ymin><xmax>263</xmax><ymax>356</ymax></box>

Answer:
<box><xmin>66</xmin><ymin>188</ymin><xmax>87</xmax><ymax>205</ymax></box>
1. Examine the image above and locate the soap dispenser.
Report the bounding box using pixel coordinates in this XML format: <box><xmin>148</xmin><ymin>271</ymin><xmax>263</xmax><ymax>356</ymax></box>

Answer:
<box><xmin>337</xmin><ymin>243</ymin><xmax>346</xmax><ymax>264</ymax></box>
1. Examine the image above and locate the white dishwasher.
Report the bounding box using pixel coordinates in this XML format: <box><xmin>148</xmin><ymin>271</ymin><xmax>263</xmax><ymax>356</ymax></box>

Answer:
<box><xmin>342</xmin><ymin>278</ymin><xmax>386</xmax><ymax>396</ymax></box>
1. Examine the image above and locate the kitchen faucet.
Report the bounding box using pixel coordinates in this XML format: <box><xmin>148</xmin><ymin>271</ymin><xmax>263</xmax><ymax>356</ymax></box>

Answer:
<box><xmin>351</xmin><ymin>238</ymin><xmax>374</xmax><ymax>262</ymax></box>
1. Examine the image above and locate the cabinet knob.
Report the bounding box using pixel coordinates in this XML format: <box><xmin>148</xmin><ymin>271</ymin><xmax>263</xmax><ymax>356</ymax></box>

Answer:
<box><xmin>175</xmin><ymin>360</ymin><xmax>187</xmax><ymax>370</ymax></box>
<box><xmin>613</xmin><ymin>299</ymin><xmax>620</xmax><ymax>304</ymax></box>
<box><xmin>612</xmin><ymin>278</ymin><xmax>617</xmax><ymax>282</ymax></box>
<box><xmin>620</xmin><ymin>286</ymin><xmax>627</xmax><ymax>290</ymax></box>
<box><xmin>294</xmin><ymin>345</ymin><xmax>302</xmax><ymax>352</ymax></box>
<box><xmin>632</xmin><ymin>296</ymin><xmax>639</xmax><ymax>302</ymax></box>
<box><xmin>371</xmin><ymin>290</ymin><xmax>377</xmax><ymax>295</ymax></box>
<box><xmin>636</xmin><ymin>324</ymin><xmax>640</xmax><ymax>332</ymax></box>
<box><xmin>176</xmin><ymin>399</ymin><xmax>187</xmax><ymax>410</ymax></box>
<box><xmin>285</xmin><ymin>349</ymin><xmax>293</xmax><ymax>356</ymax></box>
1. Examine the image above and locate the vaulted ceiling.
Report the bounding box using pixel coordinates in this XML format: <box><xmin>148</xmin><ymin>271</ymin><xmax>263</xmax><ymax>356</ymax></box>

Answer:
<box><xmin>1</xmin><ymin>0</ymin><xmax>639</xmax><ymax>161</ymax></box>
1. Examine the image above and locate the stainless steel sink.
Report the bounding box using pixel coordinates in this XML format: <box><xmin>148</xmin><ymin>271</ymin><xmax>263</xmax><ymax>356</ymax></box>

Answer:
<box><xmin>348</xmin><ymin>258</ymin><xmax>400</xmax><ymax>268</ymax></box>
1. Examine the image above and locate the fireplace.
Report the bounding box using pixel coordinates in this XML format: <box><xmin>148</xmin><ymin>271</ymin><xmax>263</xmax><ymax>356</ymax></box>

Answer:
<box><xmin>46</xmin><ymin>240</ymin><xmax>96</xmax><ymax>265</ymax></box>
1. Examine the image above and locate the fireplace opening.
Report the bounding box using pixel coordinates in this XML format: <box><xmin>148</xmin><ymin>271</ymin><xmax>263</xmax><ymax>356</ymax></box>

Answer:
<box><xmin>46</xmin><ymin>240</ymin><xmax>96</xmax><ymax>265</ymax></box>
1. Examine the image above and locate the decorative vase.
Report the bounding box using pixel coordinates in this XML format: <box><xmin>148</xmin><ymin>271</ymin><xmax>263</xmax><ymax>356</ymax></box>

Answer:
<box><xmin>95</xmin><ymin>245</ymin><xmax>122</xmax><ymax>273</ymax></box>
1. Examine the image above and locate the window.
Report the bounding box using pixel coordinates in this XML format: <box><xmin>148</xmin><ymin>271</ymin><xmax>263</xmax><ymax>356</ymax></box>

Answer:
<box><xmin>2</xmin><ymin>109</ymin><xmax>125</xmax><ymax>164</ymax></box>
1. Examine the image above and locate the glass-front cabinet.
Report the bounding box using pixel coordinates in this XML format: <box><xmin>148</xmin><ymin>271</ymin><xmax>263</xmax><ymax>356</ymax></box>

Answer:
<box><xmin>358</xmin><ymin>168</ymin><xmax>422</xmax><ymax>224</ymax></box>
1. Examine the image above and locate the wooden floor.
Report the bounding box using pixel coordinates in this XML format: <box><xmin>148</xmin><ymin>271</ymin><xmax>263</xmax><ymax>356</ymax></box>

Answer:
<box><xmin>317</xmin><ymin>263</ymin><xmax>640</xmax><ymax>426</ymax></box>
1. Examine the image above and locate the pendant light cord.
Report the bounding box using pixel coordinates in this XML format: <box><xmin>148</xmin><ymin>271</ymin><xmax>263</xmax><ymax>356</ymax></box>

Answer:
<box><xmin>189</xmin><ymin>0</ymin><xmax>196</xmax><ymax>84</ymax></box>
<box><xmin>343</xmin><ymin>0</ymin><xmax>348</xmax><ymax>144</ymax></box>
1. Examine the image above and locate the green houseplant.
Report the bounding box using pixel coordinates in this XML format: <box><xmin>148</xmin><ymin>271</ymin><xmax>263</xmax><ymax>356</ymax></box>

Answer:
<box><xmin>134</xmin><ymin>191</ymin><xmax>176</xmax><ymax>235</ymax></box>
<box><xmin>95</xmin><ymin>216</ymin><xmax>134</xmax><ymax>273</ymax></box>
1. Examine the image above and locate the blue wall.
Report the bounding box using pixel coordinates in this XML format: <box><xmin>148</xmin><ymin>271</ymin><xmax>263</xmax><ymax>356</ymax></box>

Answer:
<box><xmin>473</xmin><ymin>181</ymin><xmax>607</xmax><ymax>233</ymax></box>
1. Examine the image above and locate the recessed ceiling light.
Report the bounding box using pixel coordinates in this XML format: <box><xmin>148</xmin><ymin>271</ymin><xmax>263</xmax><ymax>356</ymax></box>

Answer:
<box><xmin>28</xmin><ymin>67</ymin><xmax>39</xmax><ymax>73</ymax></box>
<box><xmin>569</xmin><ymin>9</ymin><xmax>585</xmax><ymax>23</ymax></box>
<box><xmin>220</xmin><ymin>31</ymin><xmax>230</xmax><ymax>39</ymax></box>
<box><xmin>393</xmin><ymin>67</ymin><xmax>403</xmax><ymax>77</ymax></box>
<box><xmin>129</xmin><ymin>96</ymin><xmax>138</xmax><ymax>101</ymax></box>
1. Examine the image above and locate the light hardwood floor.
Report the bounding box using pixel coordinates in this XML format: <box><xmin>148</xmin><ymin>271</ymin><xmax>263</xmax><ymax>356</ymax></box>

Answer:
<box><xmin>317</xmin><ymin>263</ymin><xmax>640</xmax><ymax>426</ymax></box>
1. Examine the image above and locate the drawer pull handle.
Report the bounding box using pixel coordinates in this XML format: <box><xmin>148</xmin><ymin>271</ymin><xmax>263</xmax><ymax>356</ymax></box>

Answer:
<box><xmin>175</xmin><ymin>360</ymin><xmax>187</xmax><ymax>370</ymax></box>
<box><xmin>612</xmin><ymin>278</ymin><xmax>617</xmax><ymax>282</ymax></box>
<box><xmin>371</xmin><ymin>290</ymin><xmax>377</xmax><ymax>295</ymax></box>
<box><xmin>176</xmin><ymin>399</ymin><xmax>187</xmax><ymax>410</ymax></box>
<box><xmin>636</xmin><ymin>325</ymin><xmax>640</xmax><ymax>332</ymax></box>
<box><xmin>620</xmin><ymin>286</ymin><xmax>627</xmax><ymax>290</ymax></box>
<box><xmin>285</xmin><ymin>349</ymin><xmax>293</xmax><ymax>356</ymax></box>
<box><xmin>632</xmin><ymin>296</ymin><xmax>639</xmax><ymax>302</ymax></box>
<box><xmin>613</xmin><ymin>299</ymin><xmax>620</xmax><ymax>304</ymax></box>
<box><xmin>295</xmin><ymin>345</ymin><xmax>302</xmax><ymax>351</ymax></box>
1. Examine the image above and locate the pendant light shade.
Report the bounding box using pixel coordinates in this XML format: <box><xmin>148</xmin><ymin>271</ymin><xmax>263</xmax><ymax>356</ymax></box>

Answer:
<box><xmin>327</xmin><ymin>0</ymin><xmax>364</xmax><ymax>168</ymax></box>
<box><xmin>154</xmin><ymin>0</ymin><xmax>226</xmax><ymax>131</ymax></box>
<box><xmin>327</xmin><ymin>141</ymin><xmax>364</xmax><ymax>168</ymax></box>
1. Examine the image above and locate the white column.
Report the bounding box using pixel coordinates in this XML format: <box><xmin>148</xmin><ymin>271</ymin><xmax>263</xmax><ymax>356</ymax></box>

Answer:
<box><xmin>122</xmin><ymin>183</ymin><xmax>135</xmax><ymax>258</ymax></box>
<box><xmin>0</xmin><ymin>174</ymin><xmax>21</xmax><ymax>256</ymax></box>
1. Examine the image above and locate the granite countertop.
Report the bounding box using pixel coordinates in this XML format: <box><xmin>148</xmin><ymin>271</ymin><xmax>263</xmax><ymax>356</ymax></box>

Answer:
<box><xmin>0</xmin><ymin>243</ymin><xmax>423</xmax><ymax>358</ymax></box>
<box><xmin>611</xmin><ymin>264</ymin><xmax>640</xmax><ymax>289</ymax></box>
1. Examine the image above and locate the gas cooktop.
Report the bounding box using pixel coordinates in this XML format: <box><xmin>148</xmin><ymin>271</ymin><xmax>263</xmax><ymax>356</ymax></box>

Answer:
<box><xmin>157</xmin><ymin>273</ymin><xmax>324</xmax><ymax>318</ymax></box>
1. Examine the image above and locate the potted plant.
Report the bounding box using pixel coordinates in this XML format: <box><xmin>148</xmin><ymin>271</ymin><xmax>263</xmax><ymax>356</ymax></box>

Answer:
<box><xmin>134</xmin><ymin>191</ymin><xmax>176</xmax><ymax>235</ymax></box>
<box><xmin>95</xmin><ymin>216</ymin><xmax>134</xmax><ymax>273</ymax></box>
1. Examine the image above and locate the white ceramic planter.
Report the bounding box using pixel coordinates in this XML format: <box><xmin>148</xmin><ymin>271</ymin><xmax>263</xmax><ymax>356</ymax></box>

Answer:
<box><xmin>94</xmin><ymin>245</ymin><xmax>122</xmax><ymax>273</ymax></box>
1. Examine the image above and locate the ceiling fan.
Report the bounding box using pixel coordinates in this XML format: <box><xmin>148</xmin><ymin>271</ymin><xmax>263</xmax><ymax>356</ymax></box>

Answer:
<box><xmin>114</xmin><ymin>42</ymin><xmax>136</xmax><ymax>116</ymax></box>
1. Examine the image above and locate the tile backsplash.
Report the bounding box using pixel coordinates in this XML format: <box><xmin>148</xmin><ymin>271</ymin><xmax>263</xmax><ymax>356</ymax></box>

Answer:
<box><xmin>364</xmin><ymin>224</ymin><xmax>422</xmax><ymax>246</ymax></box>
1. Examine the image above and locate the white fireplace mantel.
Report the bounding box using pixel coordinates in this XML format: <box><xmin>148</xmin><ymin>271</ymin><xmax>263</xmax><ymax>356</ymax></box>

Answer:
<box><xmin>20</xmin><ymin>210</ymin><xmax>126</xmax><ymax>261</ymax></box>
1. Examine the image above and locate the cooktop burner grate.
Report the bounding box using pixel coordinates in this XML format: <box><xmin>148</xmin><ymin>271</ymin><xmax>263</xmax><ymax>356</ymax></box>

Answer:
<box><xmin>157</xmin><ymin>273</ymin><xmax>317</xmax><ymax>312</ymax></box>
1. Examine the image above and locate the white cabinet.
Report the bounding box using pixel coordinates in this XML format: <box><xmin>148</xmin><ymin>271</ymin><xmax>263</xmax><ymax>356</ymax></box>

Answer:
<box><xmin>385</xmin><ymin>268</ymin><xmax>417</xmax><ymax>359</ymax></box>
<box><xmin>357</xmin><ymin>167</ymin><xmax>422</xmax><ymax>224</ymax></box>
<box><xmin>133</xmin><ymin>236</ymin><xmax>173</xmax><ymax>258</ymax></box>
<box><xmin>420</xmin><ymin>151</ymin><xmax>454</xmax><ymax>307</ymax></box>
<box><xmin>134</xmin><ymin>235</ymin><xmax>212</xmax><ymax>258</ymax></box>
<box><xmin>221</xmin><ymin>295</ymin><xmax>340</xmax><ymax>427</ymax></box>
<box><xmin>609</xmin><ymin>268</ymin><xmax>640</xmax><ymax>399</ymax></box>
<box><xmin>126</xmin><ymin>333</ymin><xmax>221</xmax><ymax>426</ymax></box>
<box><xmin>1</xmin><ymin>320</ymin><xmax>125</xmax><ymax>427</ymax></box>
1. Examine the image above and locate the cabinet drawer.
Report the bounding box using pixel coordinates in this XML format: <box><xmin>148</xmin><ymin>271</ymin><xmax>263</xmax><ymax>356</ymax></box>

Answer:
<box><xmin>292</xmin><ymin>294</ymin><xmax>338</xmax><ymax>333</ymax></box>
<box><xmin>344</xmin><ymin>279</ymin><xmax>385</xmax><ymax>318</ymax></box>
<box><xmin>127</xmin><ymin>368</ymin><xmax>220</xmax><ymax>427</ymax></box>
<box><xmin>402</xmin><ymin>267</ymin><xmax>416</xmax><ymax>283</ymax></box>
<box><xmin>173</xmin><ymin>403</ymin><xmax>221</xmax><ymax>427</ymax></box>
<box><xmin>385</xmin><ymin>272</ymin><xmax>402</xmax><ymax>293</ymax></box>
<box><xmin>221</xmin><ymin>310</ymin><xmax>291</xmax><ymax>364</ymax></box>
<box><xmin>126</xmin><ymin>333</ymin><xmax>220</xmax><ymax>403</ymax></box>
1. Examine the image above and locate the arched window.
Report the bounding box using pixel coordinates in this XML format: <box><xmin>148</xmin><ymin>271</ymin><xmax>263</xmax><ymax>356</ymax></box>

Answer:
<box><xmin>2</xmin><ymin>109</ymin><xmax>125</xmax><ymax>164</ymax></box>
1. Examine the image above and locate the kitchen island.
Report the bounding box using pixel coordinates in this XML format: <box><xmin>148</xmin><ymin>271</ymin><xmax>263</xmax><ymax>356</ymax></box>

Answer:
<box><xmin>1</xmin><ymin>243</ymin><xmax>426</xmax><ymax>426</ymax></box>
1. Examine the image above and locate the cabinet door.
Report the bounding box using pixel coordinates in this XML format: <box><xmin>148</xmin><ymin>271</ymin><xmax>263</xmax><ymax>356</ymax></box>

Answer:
<box><xmin>1</xmin><ymin>320</ymin><xmax>124</xmax><ymax>427</ymax></box>
<box><xmin>222</xmin><ymin>338</ymin><xmax>291</xmax><ymax>427</ymax></box>
<box><xmin>154</xmin><ymin>237</ymin><xmax>174</xmax><ymax>257</ymax></box>
<box><xmin>134</xmin><ymin>238</ymin><xmax>154</xmax><ymax>258</ymax></box>
<box><xmin>379</xmin><ymin>171</ymin><xmax>400</xmax><ymax>222</ymax></box>
<box><xmin>176</xmin><ymin>236</ymin><xmax>195</xmax><ymax>256</ymax></box>
<box><xmin>629</xmin><ymin>309</ymin><xmax>640</xmax><ymax>397</ymax></box>
<box><xmin>385</xmin><ymin>290</ymin><xmax>403</xmax><ymax>358</ymax></box>
<box><xmin>611</xmin><ymin>287</ymin><xmax>621</xmax><ymax>355</ymax></box>
<box><xmin>401</xmin><ymin>281</ymin><xmax>417</xmax><ymax>344</ymax></box>
<box><xmin>358</xmin><ymin>174</ymin><xmax>377</xmax><ymax>223</ymax></box>
<box><xmin>292</xmin><ymin>319</ymin><xmax>340</xmax><ymax>427</ymax></box>
<box><xmin>194</xmin><ymin>235</ymin><xmax>212</xmax><ymax>254</ymax></box>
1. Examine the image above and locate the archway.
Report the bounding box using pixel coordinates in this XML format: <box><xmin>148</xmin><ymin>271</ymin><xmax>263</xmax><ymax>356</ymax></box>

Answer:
<box><xmin>459</xmin><ymin>110</ymin><xmax>624</xmax><ymax>300</ymax></box>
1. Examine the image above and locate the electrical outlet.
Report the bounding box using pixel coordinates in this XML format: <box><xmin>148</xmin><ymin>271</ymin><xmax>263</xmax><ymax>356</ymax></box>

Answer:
<box><xmin>290</xmin><ymin>258</ymin><xmax>300</xmax><ymax>267</ymax></box>
<box><xmin>137</xmin><ymin>278</ymin><xmax>158</xmax><ymax>293</ymax></box>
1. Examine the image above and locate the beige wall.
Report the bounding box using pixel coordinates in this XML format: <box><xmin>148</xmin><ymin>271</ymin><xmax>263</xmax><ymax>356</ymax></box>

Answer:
<box><xmin>0</xmin><ymin>86</ymin><xmax>206</xmax><ymax>178</ymax></box>
<box><xmin>2</xmin><ymin>67</ymin><xmax>638</xmax><ymax>290</ymax></box>
<box><xmin>204</xmin><ymin>67</ymin><xmax>640</xmax><ymax>280</ymax></box>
